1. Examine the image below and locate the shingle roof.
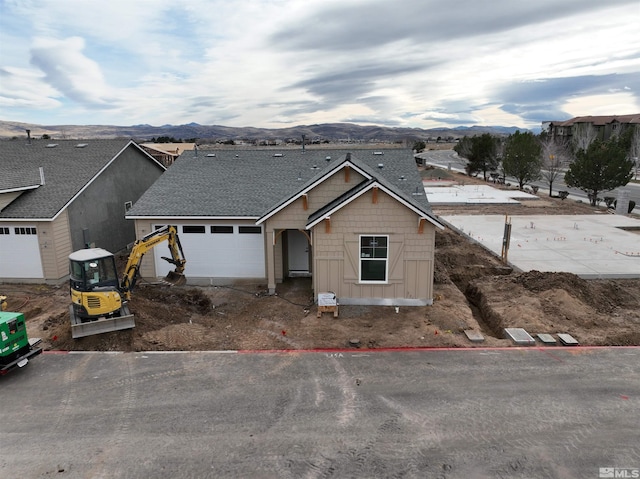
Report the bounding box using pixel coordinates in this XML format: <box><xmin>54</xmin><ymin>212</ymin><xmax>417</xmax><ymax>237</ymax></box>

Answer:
<box><xmin>553</xmin><ymin>114</ymin><xmax>640</xmax><ymax>127</ymax></box>
<box><xmin>126</xmin><ymin>148</ymin><xmax>437</xmax><ymax>221</ymax></box>
<box><xmin>0</xmin><ymin>139</ymin><xmax>157</xmax><ymax>219</ymax></box>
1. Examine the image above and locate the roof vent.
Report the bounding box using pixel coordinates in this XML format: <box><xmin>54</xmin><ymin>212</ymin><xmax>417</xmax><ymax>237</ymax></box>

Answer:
<box><xmin>325</xmin><ymin>156</ymin><xmax>331</xmax><ymax>161</ymax></box>
<box><xmin>297</xmin><ymin>172</ymin><xmax>302</xmax><ymax>181</ymax></box>
<box><xmin>377</xmin><ymin>163</ymin><xmax>384</xmax><ymax>169</ymax></box>
<box><xmin>311</xmin><ymin>165</ymin><xmax>319</xmax><ymax>171</ymax></box>
<box><xmin>45</xmin><ymin>143</ymin><xmax>58</xmax><ymax>148</ymax></box>
<box><xmin>273</xmin><ymin>153</ymin><xmax>283</xmax><ymax>157</ymax></box>
<box><xmin>206</xmin><ymin>153</ymin><xmax>216</xmax><ymax>157</ymax></box>
<box><xmin>412</xmin><ymin>186</ymin><xmax>424</xmax><ymax>196</ymax></box>
<box><xmin>235</xmin><ymin>154</ymin><xmax>239</xmax><ymax>158</ymax></box>
<box><xmin>75</xmin><ymin>143</ymin><xmax>88</xmax><ymax>148</ymax></box>
<box><xmin>373</xmin><ymin>151</ymin><xmax>384</xmax><ymax>155</ymax></box>
<box><xmin>398</xmin><ymin>175</ymin><xmax>406</xmax><ymax>181</ymax></box>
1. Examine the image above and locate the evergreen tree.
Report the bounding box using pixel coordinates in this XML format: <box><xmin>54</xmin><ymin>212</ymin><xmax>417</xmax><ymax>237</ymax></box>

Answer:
<box><xmin>456</xmin><ymin>134</ymin><xmax>500</xmax><ymax>180</ymax></box>
<box><xmin>502</xmin><ymin>131</ymin><xmax>542</xmax><ymax>190</ymax></box>
<box><xmin>564</xmin><ymin>137</ymin><xmax>634</xmax><ymax>206</ymax></box>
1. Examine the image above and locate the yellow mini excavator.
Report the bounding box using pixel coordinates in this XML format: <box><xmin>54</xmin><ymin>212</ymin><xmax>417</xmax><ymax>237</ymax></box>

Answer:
<box><xmin>68</xmin><ymin>225</ymin><xmax>186</xmax><ymax>338</ymax></box>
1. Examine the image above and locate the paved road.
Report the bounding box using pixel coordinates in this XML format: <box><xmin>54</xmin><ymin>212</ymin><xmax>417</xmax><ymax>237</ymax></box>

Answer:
<box><xmin>419</xmin><ymin>150</ymin><xmax>640</xmax><ymax>209</ymax></box>
<box><xmin>1</xmin><ymin>348</ymin><xmax>638</xmax><ymax>478</ymax></box>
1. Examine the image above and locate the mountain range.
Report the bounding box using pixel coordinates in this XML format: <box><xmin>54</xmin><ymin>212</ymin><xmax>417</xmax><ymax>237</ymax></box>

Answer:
<box><xmin>0</xmin><ymin>120</ymin><xmax>532</xmax><ymax>143</ymax></box>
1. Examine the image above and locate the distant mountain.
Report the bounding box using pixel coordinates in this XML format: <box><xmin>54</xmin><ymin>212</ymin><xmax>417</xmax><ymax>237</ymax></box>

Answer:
<box><xmin>0</xmin><ymin>120</ymin><xmax>529</xmax><ymax>143</ymax></box>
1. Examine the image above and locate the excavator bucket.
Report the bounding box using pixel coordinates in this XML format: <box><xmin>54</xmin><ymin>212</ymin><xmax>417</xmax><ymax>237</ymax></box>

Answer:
<box><xmin>164</xmin><ymin>270</ymin><xmax>187</xmax><ymax>286</ymax></box>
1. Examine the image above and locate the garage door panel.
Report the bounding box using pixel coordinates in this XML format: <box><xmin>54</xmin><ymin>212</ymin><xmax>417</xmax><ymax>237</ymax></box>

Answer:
<box><xmin>153</xmin><ymin>225</ymin><xmax>264</xmax><ymax>279</ymax></box>
<box><xmin>0</xmin><ymin>225</ymin><xmax>44</xmax><ymax>278</ymax></box>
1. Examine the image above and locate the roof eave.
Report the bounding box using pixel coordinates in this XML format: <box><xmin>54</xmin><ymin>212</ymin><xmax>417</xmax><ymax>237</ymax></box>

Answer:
<box><xmin>305</xmin><ymin>181</ymin><xmax>445</xmax><ymax>230</ymax></box>
<box><xmin>256</xmin><ymin>159</ymin><xmax>372</xmax><ymax>225</ymax></box>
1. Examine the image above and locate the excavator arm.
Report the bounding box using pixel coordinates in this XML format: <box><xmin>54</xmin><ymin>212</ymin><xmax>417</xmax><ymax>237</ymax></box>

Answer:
<box><xmin>120</xmin><ymin>225</ymin><xmax>186</xmax><ymax>299</ymax></box>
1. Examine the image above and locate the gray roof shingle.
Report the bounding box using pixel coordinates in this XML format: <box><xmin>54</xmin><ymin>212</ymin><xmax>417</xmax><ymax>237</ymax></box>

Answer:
<box><xmin>0</xmin><ymin>139</ymin><xmax>153</xmax><ymax>219</ymax></box>
<box><xmin>127</xmin><ymin>148</ymin><xmax>436</xmax><ymax>221</ymax></box>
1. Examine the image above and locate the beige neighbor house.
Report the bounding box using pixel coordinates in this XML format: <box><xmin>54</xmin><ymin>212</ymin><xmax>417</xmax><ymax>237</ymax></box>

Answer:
<box><xmin>0</xmin><ymin>139</ymin><xmax>165</xmax><ymax>283</ymax></box>
<box><xmin>543</xmin><ymin>114</ymin><xmax>640</xmax><ymax>143</ymax></box>
<box><xmin>126</xmin><ymin>148</ymin><xmax>445</xmax><ymax>306</ymax></box>
<box><xmin>139</xmin><ymin>142</ymin><xmax>196</xmax><ymax>167</ymax></box>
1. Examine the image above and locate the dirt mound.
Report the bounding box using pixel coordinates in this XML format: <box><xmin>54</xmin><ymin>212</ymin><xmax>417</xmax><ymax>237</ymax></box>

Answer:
<box><xmin>466</xmin><ymin>272</ymin><xmax>640</xmax><ymax>345</ymax></box>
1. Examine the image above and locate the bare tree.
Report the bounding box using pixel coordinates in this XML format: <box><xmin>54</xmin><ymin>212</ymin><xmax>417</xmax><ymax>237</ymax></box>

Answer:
<box><xmin>540</xmin><ymin>136</ymin><xmax>570</xmax><ymax>196</ymax></box>
<box><xmin>572</xmin><ymin>123</ymin><xmax>598</xmax><ymax>152</ymax></box>
<box><xmin>629</xmin><ymin>125</ymin><xmax>640</xmax><ymax>180</ymax></box>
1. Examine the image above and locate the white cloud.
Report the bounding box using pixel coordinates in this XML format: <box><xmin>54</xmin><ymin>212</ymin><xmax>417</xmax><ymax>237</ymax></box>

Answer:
<box><xmin>563</xmin><ymin>92</ymin><xmax>640</xmax><ymax>117</ymax></box>
<box><xmin>0</xmin><ymin>0</ymin><xmax>638</xmax><ymax>128</ymax></box>
<box><xmin>30</xmin><ymin>37</ymin><xmax>114</xmax><ymax>107</ymax></box>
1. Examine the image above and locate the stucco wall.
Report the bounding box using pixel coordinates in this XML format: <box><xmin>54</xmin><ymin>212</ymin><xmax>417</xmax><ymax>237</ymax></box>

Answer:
<box><xmin>67</xmin><ymin>146</ymin><xmax>164</xmax><ymax>254</ymax></box>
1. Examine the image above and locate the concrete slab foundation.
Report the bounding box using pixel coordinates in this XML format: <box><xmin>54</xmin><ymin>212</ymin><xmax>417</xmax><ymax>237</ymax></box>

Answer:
<box><xmin>440</xmin><ymin>214</ymin><xmax>640</xmax><ymax>278</ymax></box>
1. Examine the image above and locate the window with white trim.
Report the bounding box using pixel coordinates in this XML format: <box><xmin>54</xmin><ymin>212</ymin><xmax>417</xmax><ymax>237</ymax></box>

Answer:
<box><xmin>359</xmin><ymin>235</ymin><xmax>388</xmax><ymax>282</ymax></box>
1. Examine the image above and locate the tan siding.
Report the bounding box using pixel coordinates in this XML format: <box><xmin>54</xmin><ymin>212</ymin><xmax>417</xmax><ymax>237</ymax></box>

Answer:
<box><xmin>39</xmin><ymin>210</ymin><xmax>72</xmax><ymax>282</ymax></box>
<box><xmin>133</xmin><ymin>219</ymin><xmax>156</xmax><ymax>278</ymax></box>
<box><xmin>265</xmin><ymin>168</ymin><xmax>366</xmax><ymax>286</ymax></box>
<box><xmin>51</xmin><ymin>211</ymin><xmax>72</xmax><ymax>279</ymax></box>
<box><xmin>274</xmin><ymin>236</ymin><xmax>284</xmax><ymax>283</ymax></box>
<box><xmin>312</xmin><ymin>189</ymin><xmax>437</xmax><ymax>304</ymax></box>
<box><xmin>266</xmin><ymin>169</ymin><xmax>366</xmax><ymax>229</ymax></box>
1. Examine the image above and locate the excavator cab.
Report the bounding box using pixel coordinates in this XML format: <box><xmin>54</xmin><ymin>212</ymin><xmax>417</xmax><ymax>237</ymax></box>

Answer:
<box><xmin>68</xmin><ymin>225</ymin><xmax>186</xmax><ymax>338</ymax></box>
<box><xmin>69</xmin><ymin>248</ymin><xmax>132</xmax><ymax>338</ymax></box>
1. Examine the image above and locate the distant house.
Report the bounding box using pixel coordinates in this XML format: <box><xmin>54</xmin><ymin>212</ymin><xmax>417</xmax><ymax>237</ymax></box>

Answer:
<box><xmin>139</xmin><ymin>142</ymin><xmax>196</xmax><ymax>167</ymax></box>
<box><xmin>126</xmin><ymin>148</ymin><xmax>445</xmax><ymax>306</ymax></box>
<box><xmin>544</xmin><ymin>114</ymin><xmax>640</xmax><ymax>143</ymax></box>
<box><xmin>0</xmin><ymin>139</ymin><xmax>165</xmax><ymax>283</ymax></box>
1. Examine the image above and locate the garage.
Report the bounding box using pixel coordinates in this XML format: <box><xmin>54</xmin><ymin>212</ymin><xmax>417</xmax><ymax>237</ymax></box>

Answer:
<box><xmin>0</xmin><ymin>225</ymin><xmax>44</xmax><ymax>278</ymax></box>
<box><xmin>153</xmin><ymin>224</ymin><xmax>265</xmax><ymax>279</ymax></box>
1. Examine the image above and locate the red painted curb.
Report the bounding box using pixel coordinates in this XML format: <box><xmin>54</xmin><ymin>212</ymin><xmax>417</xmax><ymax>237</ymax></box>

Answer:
<box><xmin>41</xmin><ymin>345</ymin><xmax>640</xmax><ymax>355</ymax></box>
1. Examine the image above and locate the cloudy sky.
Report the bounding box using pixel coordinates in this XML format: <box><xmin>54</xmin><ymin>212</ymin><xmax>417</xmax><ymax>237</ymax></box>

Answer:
<box><xmin>1</xmin><ymin>0</ymin><xmax>639</xmax><ymax>130</ymax></box>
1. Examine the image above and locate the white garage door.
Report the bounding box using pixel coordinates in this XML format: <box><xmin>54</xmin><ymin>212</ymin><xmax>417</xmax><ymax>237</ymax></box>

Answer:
<box><xmin>153</xmin><ymin>224</ymin><xmax>265</xmax><ymax>278</ymax></box>
<box><xmin>0</xmin><ymin>225</ymin><xmax>44</xmax><ymax>278</ymax></box>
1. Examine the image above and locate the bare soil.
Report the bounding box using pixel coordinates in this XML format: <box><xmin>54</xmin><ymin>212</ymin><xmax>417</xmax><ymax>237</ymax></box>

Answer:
<box><xmin>5</xmin><ymin>167</ymin><xmax>640</xmax><ymax>351</ymax></box>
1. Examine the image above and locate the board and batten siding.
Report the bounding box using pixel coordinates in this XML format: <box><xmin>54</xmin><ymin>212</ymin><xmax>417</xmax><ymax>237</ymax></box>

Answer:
<box><xmin>312</xmin><ymin>189</ymin><xmax>436</xmax><ymax>306</ymax></box>
<box><xmin>264</xmin><ymin>167</ymin><xmax>367</xmax><ymax>290</ymax></box>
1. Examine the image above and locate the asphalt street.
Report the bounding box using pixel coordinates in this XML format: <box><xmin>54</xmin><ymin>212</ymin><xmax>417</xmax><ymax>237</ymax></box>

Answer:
<box><xmin>1</xmin><ymin>347</ymin><xmax>638</xmax><ymax>478</ymax></box>
<box><xmin>419</xmin><ymin>149</ymin><xmax>640</xmax><ymax>209</ymax></box>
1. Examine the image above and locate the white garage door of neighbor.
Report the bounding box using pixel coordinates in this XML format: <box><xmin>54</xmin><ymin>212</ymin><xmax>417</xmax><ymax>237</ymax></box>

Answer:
<box><xmin>0</xmin><ymin>225</ymin><xmax>44</xmax><ymax>278</ymax></box>
<box><xmin>153</xmin><ymin>224</ymin><xmax>265</xmax><ymax>278</ymax></box>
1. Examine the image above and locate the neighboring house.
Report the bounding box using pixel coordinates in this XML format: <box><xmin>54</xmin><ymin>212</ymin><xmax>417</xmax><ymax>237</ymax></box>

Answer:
<box><xmin>0</xmin><ymin>139</ymin><xmax>166</xmax><ymax>283</ymax></box>
<box><xmin>126</xmin><ymin>148</ymin><xmax>445</xmax><ymax>306</ymax></box>
<box><xmin>139</xmin><ymin>143</ymin><xmax>196</xmax><ymax>167</ymax></box>
<box><xmin>544</xmin><ymin>114</ymin><xmax>640</xmax><ymax>143</ymax></box>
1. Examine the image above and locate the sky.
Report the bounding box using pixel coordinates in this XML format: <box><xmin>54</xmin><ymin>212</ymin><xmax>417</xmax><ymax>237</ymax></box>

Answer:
<box><xmin>1</xmin><ymin>0</ymin><xmax>639</xmax><ymax>131</ymax></box>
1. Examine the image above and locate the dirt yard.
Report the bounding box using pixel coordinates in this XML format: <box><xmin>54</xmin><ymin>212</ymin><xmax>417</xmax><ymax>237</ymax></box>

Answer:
<box><xmin>4</xmin><ymin>167</ymin><xmax>640</xmax><ymax>351</ymax></box>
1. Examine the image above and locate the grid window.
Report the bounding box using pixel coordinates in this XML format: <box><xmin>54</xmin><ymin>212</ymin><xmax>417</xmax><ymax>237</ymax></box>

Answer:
<box><xmin>360</xmin><ymin>235</ymin><xmax>388</xmax><ymax>282</ymax></box>
<box><xmin>0</xmin><ymin>227</ymin><xmax>9</xmax><ymax>234</ymax></box>
<box><xmin>239</xmin><ymin>226</ymin><xmax>261</xmax><ymax>234</ymax></box>
<box><xmin>14</xmin><ymin>227</ymin><xmax>37</xmax><ymax>235</ymax></box>
<box><xmin>182</xmin><ymin>225</ymin><xmax>206</xmax><ymax>234</ymax></box>
<box><xmin>211</xmin><ymin>226</ymin><xmax>233</xmax><ymax>234</ymax></box>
